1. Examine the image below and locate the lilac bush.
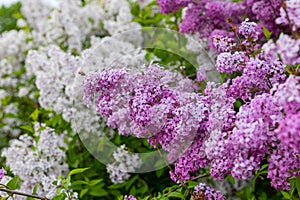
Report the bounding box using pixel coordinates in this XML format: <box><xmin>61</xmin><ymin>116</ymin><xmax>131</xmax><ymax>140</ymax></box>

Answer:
<box><xmin>0</xmin><ymin>0</ymin><xmax>300</xmax><ymax>199</ymax></box>
<box><xmin>81</xmin><ymin>1</ymin><xmax>300</xmax><ymax>198</ymax></box>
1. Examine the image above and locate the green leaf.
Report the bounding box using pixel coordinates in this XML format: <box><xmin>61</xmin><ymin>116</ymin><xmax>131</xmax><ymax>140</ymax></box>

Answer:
<box><xmin>89</xmin><ymin>188</ymin><xmax>108</xmax><ymax>197</ymax></box>
<box><xmin>167</xmin><ymin>191</ymin><xmax>185</xmax><ymax>199</ymax></box>
<box><xmin>52</xmin><ymin>194</ymin><xmax>66</xmax><ymax>200</ymax></box>
<box><xmin>158</xmin><ymin>197</ymin><xmax>170</xmax><ymax>200</ymax></box>
<box><xmin>68</xmin><ymin>168</ymin><xmax>89</xmax><ymax>177</ymax></box>
<box><xmin>129</xmin><ymin>185</ymin><xmax>137</xmax><ymax>195</ymax></box>
<box><xmin>226</xmin><ymin>175</ymin><xmax>235</xmax><ymax>184</ymax></box>
<box><xmin>188</xmin><ymin>181</ymin><xmax>199</xmax><ymax>189</ymax></box>
<box><xmin>7</xmin><ymin>176</ymin><xmax>19</xmax><ymax>190</ymax></box>
<box><xmin>138</xmin><ymin>183</ymin><xmax>148</xmax><ymax>195</ymax></box>
<box><xmin>259</xmin><ymin>164</ymin><xmax>269</xmax><ymax>172</ymax></box>
<box><xmin>71</xmin><ymin>180</ymin><xmax>90</xmax><ymax>186</ymax></box>
<box><xmin>125</xmin><ymin>176</ymin><xmax>139</xmax><ymax>191</ymax></box>
<box><xmin>32</xmin><ymin>184</ymin><xmax>39</xmax><ymax>195</ymax></box>
<box><xmin>0</xmin><ymin>2</ymin><xmax>21</xmax><ymax>33</ymax></box>
<box><xmin>262</xmin><ymin>26</ymin><xmax>272</xmax><ymax>40</ymax></box>
<box><xmin>108</xmin><ymin>189</ymin><xmax>121</xmax><ymax>197</ymax></box>
<box><xmin>80</xmin><ymin>188</ymin><xmax>89</xmax><ymax>198</ymax></box>
<box><xmin>107</xmin><ymin>182</ymin><xmax>125</xmax><ymax>189</ymax></box>
<box><xmin>89</xmin><ymin>179</ymin><xmax>103</xmax><ymax>186</ymax></box>
<box><xmin>281</xmin><ymin>191</ymin><xmax>291</xmax><ymax>199</ymax></box>
<box><xmin>296</xmin><ymin>175</ymin><xmax>300</xmax><ymax>197</ymax></box>
<box><xmin>220</xmin><ymin>73</ymin><xmax>227</xmax><ymax>83</ymax></box>
<box><xmin>30</xmin><ymin>108</ymin><xmax>39</xmax><ymax>121</ymax></box>
<box><xmin>155</xmin><ymin>168</ymin><xmax>164</xmax><ymax>178</ymax></box>
<box><xmin>258</xmin><ymin>192</ymin><xmax>267</xmax><ymax>200</ymax></box>
<box><xmin>20</xmin><ymin>125</ymin><xmax>34</xmax><ymax>134</ymax></box>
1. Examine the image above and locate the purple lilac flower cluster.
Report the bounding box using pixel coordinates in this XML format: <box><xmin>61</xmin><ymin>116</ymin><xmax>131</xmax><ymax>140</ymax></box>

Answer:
<box><xmin>226</xmin><ymin>56</ymin><xmax>286</xmax><ymax>101</ymax></box>
<box><xmin>263</xmin><ymin>34</ymin><xmax>300</xmax><ymax>65</ymax></box>
<box><xmin>157</xmin><ymin>0</ymin><xmax>298</xmax><ymax>71</ymax></box>
<box><xmin>0</xmin><ymin>167</ymin><xmax>6</xmax><ymax>181</ymax></box>
<box><xmin>276</xmin><ymin>0</ymin><xmax>300</xmax><ymax>31</ymax></box>
<box><xmin>245</xmin><ymin>0</ymin><xmax>282</xmax><ymax>35</ymax></box>
<box><xmin>211</xmin><ymin>19</ymin><xmax>287</xmax><ymax>101</ymax></box>
<box><xmin>267</xmin><ymin>144</ymin><xmax>300</xmax><ymax>190</ymax></box>
<box><xmin>83</xmin><ymin>64</ymin><xmax>299</xmax><ymax>189</ymax></box>
<box><xmin>123</xmin><ymin>194</ymin><xmax>137</xmax><ymax>200</ymax></box>
<box><xmin>238</xmin><ymin>18</ymin><xmax>260</xmax><ymax>41</ymax></box>
<box><xmin>83</xmin><ymin>0</ymin><xmax>300</xmax><ymax>194</ymax></box>
<box><xmin>156</xmin><ymin>0</ymin><xmax>191</xmax><ymax>14</ymax></box>
<box><xmin>211</xmin><ymin>33</ymin><xmax>236</xmax><ymax>53</ymax></box>
<box><xmin>210</xmin><ymin>93</ymin><xmax>283</xmax><ymax>180</ymax></box>
<box><xmin>179</xmin><ymin>1</ymin><xmax>245</xmax><ymax>37</ymax></box>
<box><xmin>193</xmin><ymin>183</ymin><xmax>225</xmax><ymax>200</ymax></box>
<box><xmin>157</xmin><ymin>0</ymin><xmax>283</xmax><ymax>38</ymax></box>
<box><xmin>272</xmin><ymin>75</ymin><xmax>300</xmax><ymax>156</ymax></box>
<box><xmin>277</xmin><ymin>112</ymin><xmax>300</xmax><ymax>154</ymax></box>
<box><xmin>83</xmin><ymin>65</ymin><xmax>209</xmax><ymax>167</ymax></box>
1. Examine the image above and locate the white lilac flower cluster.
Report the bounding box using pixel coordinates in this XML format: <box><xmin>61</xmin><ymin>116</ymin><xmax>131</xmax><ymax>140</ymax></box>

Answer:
<box><xmin>21</xmin><ymin>0</ymin><xmax>143</xmax><ymax>53</ymax></box>
<box><xmin>0</xmin><ymin>101</ymin><xmax>22</xmax><ymax>136</ymax></box>
<box><xmin>24</xmin><ymin>45</ymin><xmax>94</xmax><ymax>134</ymax></box>
<box><xmin>106</xmin><ymin>145</ymin><xmax>143</xmax><ymax>184</ymax></box>
<box><xmin>185</xmin><ymin>34</ymin><xmax>217</xmax><ymax>82</ymax></box>
<box><xmin>0</xmin><ymin>175</ymin><xmax>13</xmax><ymax>198</ymax></box>
<box><xmin>23</xmin><ymin>0</ymin><xmax>147</xmax><ymax>136</ymax></box>
<box><xmin>2</xmin><ymin>123</ymin><xmax>68</xmax><ymax>199</ymax></box>
<box><xmin>0</xmin><ymin>0</ymin><xmax>149</xmax><ymax>186</ymax></box>
<box><xmin>0</xmin><ymin>29</ymin><xmax>34</xmax><ymax>137</ymax></box>
<box><xmin>0</xmin><ymin>30</ymin><xmax>32</xmax><ymax>93</ymax></box>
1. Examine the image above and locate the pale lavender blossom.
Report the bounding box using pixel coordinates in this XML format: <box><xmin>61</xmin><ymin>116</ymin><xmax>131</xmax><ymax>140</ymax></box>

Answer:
<box><xmin>106</xmin><ymin>145</ymin><xmax>142</xmax><ymax>184</ymax></box>
<box><xmin>0</xmin><ymin>168</ymin><xmax>6</xmax><ymax>181</ymax></box>
<box><xmin>193</xmin><ymin>183</ymin><xmax>225</xmax><ymax>200</ymax></box>
<box><xmin>276</xmin><ymin>0</ymin><xmax>300</xmax><ymax>31</ymax></box>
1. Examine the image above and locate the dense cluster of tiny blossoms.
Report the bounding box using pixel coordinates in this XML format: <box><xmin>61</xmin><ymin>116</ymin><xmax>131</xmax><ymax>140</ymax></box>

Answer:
<box><xmin>277</xmin><ymin>112</ymin><xmax>300</xmax><ymax>154</ymax></box>
<box><xmin>157</xmin><ymin>0</ymin><xmax>283</xmax><ymax>38</ymax></box>
<box><xmin>156</xmin><ymin>0</ymin><xmax>190</xmax><ymax>14</ymax></box>
<box><xmin>211</xmin><ymin>19</ymin><xmax>287</xmax><ymax>101</ymax></box>
<box><xmin>267</xmin><ymin>144</ymin><xmax>300</xmax><ymax>190</ymax></box>
<box><xmin>0</xmin><ymin>101</ymin><xmax>22</xmax><ymax>136</ymax></box>
<box><xmin>21</xmin><ymin>0</ymin><xmax>142</xmax><ymax>52</ymax></box>
<box><xmin>0</xmin><ymin>30</ymin><xmax>33</xmax><ymax>93</ymax></box>
<box><xmin>0</xmin><ymin>0</ymin><xmax>300</xmax><ymax>199</ymax></box>
<box><xmin>83</xmin><ymin>64</ymin><xmax>213</xmax><ymax>181</ymax></box>
<box><xmin>83</xmin><ymin>1</ymin><xmax>300</xmax><ymax>193</ymax></box>
<box><xmin>1</xmin><ymin>0</ymin><xmax>148</xmax><ymax>187</ymax></box>
<box><xmin>193</xmin><ymin>183</ymin><xmax>225</xmax><ymax>200</ymax></box>
<box><xmin>83</xmin><ymin>57</ymin><xmax>299</xmax><ymax>189</ymax></box>
<box><xmin>276</xmin><ymin>0</ymin><xmax>300</xmax><ymax>31</ymax></box>
<box><xmin>272</xmin><ymin>75</ymin><xmax>300</xmax><ymax>154</ymax></box>
<box><xmin>2</xmin><ymin>123</ymin><xmax>68</xmax><ymax>199</ymax></box>
<box><xmin>210</xmin><ymin>93</ymin><xmax>283</xmax><ymax>180</ymax></box>
<box><xmin>263</xmin><ymin>33</ymin><xmax>300</xmax><ymax>66</ymax></box>
<box><xmin>106</xmin><ymin>145</ymin><xmax>142</xmax><ymax>184</ymax></box>
<box><xmin>0</xmin><ymin>168</ymin><xmax>6</xmax><ymax>182</ymax></box>
<box><xmin>238</xmin><ymin>18</ymin><xmax>260</xmax><ymax>41</ymax></box>
<box><xmin>123</xmin><ymin>195</ymin><xmax>137</xmax><ymax>200</ymax></box>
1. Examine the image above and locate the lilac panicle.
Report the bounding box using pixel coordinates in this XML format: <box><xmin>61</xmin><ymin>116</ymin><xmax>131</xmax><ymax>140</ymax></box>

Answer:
<box><xmin>0</xmin><ymin>167</ymin><xmax>6</xmax><ymax>181</ymax></box>
<box><xmin>193</xmin><ymin>183</ymin><xmax>225</xmax><ymax>200</ymax></box>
